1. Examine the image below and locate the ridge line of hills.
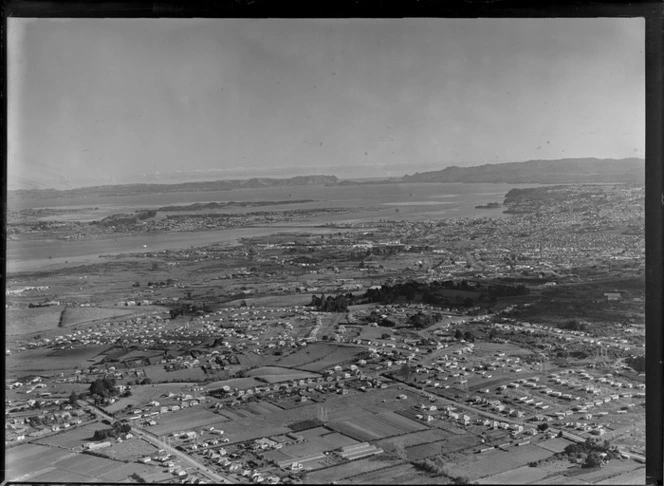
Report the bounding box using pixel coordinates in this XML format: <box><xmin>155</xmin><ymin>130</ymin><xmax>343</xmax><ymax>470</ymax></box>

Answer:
<box><xmin>401</xmin><ymin>157</ymin><xmax>644</xmax><ymax>184</ymax></box>
<box><xmin>9</xmin><ymin>158</ymin><xmax>644</xmax><ymax>199</ymax></box>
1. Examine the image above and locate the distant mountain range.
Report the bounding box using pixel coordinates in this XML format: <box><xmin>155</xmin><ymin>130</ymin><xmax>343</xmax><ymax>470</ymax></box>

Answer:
<box><xmin>8</xmin><ymin>175</ymin><xmax>340</xmax><ymax>200</ymax></box>
<box><xmin>9</xmin><ymin>158</ymin><xmax>644</xmax><ymax>200</ymax></box>
<box><xmin>401</xmin><ymin>158</ymin><xmax>644</xmax><ymax>184</ymax></box>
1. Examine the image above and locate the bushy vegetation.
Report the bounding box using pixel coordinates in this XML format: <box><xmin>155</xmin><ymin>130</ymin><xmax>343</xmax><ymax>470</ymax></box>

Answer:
<box><xmin>287</xmin><ymin>418</ymin><xmax>324</xmax><ymax>432</ymax></box>
<box><xmin>555</xmin><ymin>438</ymin><xmax>617</xmax><ymax>467</ymax></box>
<box><xmin>413</xmin><ymin>458</ymin><xmax>471</xmax><ymax>483</ymax></box>
<box><xmin>558</xmin><ymin>319</ymin><xmax>589</xmax><ymax>332</ymax></box>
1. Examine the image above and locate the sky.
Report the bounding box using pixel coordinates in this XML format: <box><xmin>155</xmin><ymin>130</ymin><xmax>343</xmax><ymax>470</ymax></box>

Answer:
<box><xmin>8</xmin><ymin>18</ymin><xmax>645</xmax><ymax>189</ymax></box>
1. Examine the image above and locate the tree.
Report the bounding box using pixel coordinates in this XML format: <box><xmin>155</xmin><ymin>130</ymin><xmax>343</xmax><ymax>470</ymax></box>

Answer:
<box><xmin>454</xmin><ymin>329</ymin><xmax>464</xmax><ymax>340</ymax></box>
<box><xmin>68</xmin><ymin>391</ymin><xmax>79</xmax><ymax>406</ymax></box>
<box><xmin>400</xmin><ymin>363</ymin><xmax>412</xmax><ymax>381</ymax></box>
<box><xmin>583</xmin><ymin>451</ymin><xmax>603</xmax><ymax>469</ymax></box>
<box><xmin>537</xmin><ymin>423</ymin><xmax>549</xmax><ymax>432</ymax></box>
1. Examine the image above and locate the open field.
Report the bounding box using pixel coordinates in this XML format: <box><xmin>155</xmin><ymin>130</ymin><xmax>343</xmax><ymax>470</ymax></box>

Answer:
<box><xmin>536</xmin><ymin>437</ymin><xmax>575</xmax><ymax>453</ymax></box>
<box><xmin>104</xmin><ymin>382</ymin><xmax>196</xmax><ymax>413</ymax></box>
<box><xmin>275</xmin><ymin>342</ymin><xmax>367</xmax><ymax>372</ymax></box>
<box><xmin>206</xmin><ymin>377</ymin><xmax>264</xmax><ymax>390</ymax></box>
<box><xmin>102</xmin><ymin>437</ymin><xmax>162</xmax><ymax>462</ymax></box>
<box><xmin>567</xmin><ymin>459</ymin><xmax>644</xmax><ymax>484</ymax></box>
<box><xmin>247</xmin><ymin>366</ymin><xmax>321</xmax><ymax>383</ymax></box>
<box><xmin>594</xmin><ymin>466</ymin><xmax>646</xmax><ymax>485</ymax></box>
<box><xmin>477</xmin><ymin>464</ymin><xmax>553</xmax><ymax>484</ymax></box>
<box><xmin>346</xmin><ymin>463</ymin><xmax>444</xmax><ymax>485</ymax></box>
<box><xmin>26</xmin><ymin>451</ymin><xmax>161</xmax><ymax>483</ymax></box>
<box><xmin>147</xmin><ymin>407</ymin><xmax>226</xmax><ymax>435</ymax></box>
<box><xmin>308</xmin><ymin>457</ymin><xmax>404</xmax><ymax>484</ymax></box>
<box><xmin>34</xmin><ymin>424</ymin><xmax>100</xmax><ymax>448</ymax></box>
<box><xmin>139</xmin><ymin>363</ymin><xmax>208</xmax><ymax>383</ymax></box>
<box><xmin>6</xmin><ymin>443</ymin><xmax>76</xmax><ymax>480</ymax></box>
<box><xmin>7</xmin><ymin>345</ymin><xmax>110</xmax><ymax>372</ymax></box>
<box><xmin>447</xmin><ymin>444</ymin><xmax>555</xmax><ymax>481</ymax></box>
<box><xmin>60</xmin><ymin>306</ymin><xmax>139</xmax><ymax>327</ymax></box>
<box><xmin>376</xmin><ymin>428</ymin><xmax>452</xmax><ymax>449</ymax></box>
<box><xmin>6</xmin><ymin>305</ymin><xmax>65</xmax><ymax>335</ymax></box>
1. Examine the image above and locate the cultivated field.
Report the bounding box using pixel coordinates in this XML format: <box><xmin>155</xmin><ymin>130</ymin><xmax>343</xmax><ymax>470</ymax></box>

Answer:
<box><xmin>447</xmin><ymin>444</ymin><xmax>555</xmax><ymax>481</ymax></box>
<box><xmin>477</xmin><ymin>465</ymin><xmax>552</xmax><ymax>484</ymax></box>
<box><xmin>346</xmin><ymin>463</ymin><xmax>443</xmax><ymax>485</ymax></box>
<box><xmin>376</xmin><ymin>428</ymin><xmax>452</xmax><ymax>449</ymax></box>
<box><xmin>6</xmin><ymin>443</ymin><xmax>75</xmax><ymax>481</ymax></box>
<box><xmin>308</xmin><ymin>457</ymin><xmax>404</xmax><ymax>484</ymax></box>
<box><xmin>594</xmin><ymin>467</ymin><xmax>646</xmax><ymax>485</ymax></box>
<box><xmin>328</xmin><ymin>411</ymin><xmax>428</xmax><ymax>442</ymax></box>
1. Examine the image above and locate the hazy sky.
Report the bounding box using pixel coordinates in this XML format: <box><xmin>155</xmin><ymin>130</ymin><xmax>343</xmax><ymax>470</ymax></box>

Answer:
<box><xmin>8</xmin><ymin>18</ymin><xmax>645</xmax><ymax>189</ymax></box>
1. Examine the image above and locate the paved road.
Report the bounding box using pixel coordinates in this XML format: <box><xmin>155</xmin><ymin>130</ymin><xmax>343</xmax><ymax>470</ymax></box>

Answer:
<box><xmin>78</xmin><ymin>400</ymin><xmax>235</xmax><ymax>484</ymax></box>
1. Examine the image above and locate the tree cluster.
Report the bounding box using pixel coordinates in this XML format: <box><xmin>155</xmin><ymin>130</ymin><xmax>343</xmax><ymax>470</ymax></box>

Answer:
<box><xmin>92</xmin><ymin>421</ymin><xmax>131</xmax><ymax>441</ymax></box>
<box><xmin>560</xmin><ymin>438</ymin><xmax>616</xmax><ymax>467</ymax></box>
<box><xmin>407</xmin><ymin>311</ymin><xmax>442</xmax><ymax>329</ymax></box>
<box><xmin>365</xmin><ymin>279</ymin><xmax>528</xmax><ymax>308</ymax></box>
<box><xmin>89</xmin><ymin>376</ymin><xmax>117</xmax><ymax>397</ymax></box>
<box><xmin>558</xmin><ymin>319</ymin><xmax>589</xmax><ymax>332</ymax></box>
<box><xmin>309</xmin><ymin>293</ymin><xmax>354</xmax><ymax>313</ymax></box>
<box><xmin>454</xmin><ymin>328</ymin><xmax>475</xmax><ymax>342</ymax></box>
<box><xmin>413</xmin><ymin>459</ymin><xmax>470</xmax><ymax>483</ymax></box>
